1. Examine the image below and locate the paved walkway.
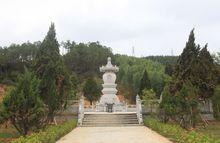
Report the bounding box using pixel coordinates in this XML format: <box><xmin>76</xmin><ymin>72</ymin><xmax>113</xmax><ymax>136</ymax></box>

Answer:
<box><xmin>57</xmin><ymin>126</ymin><xmax>172</xmax><ymax>143</ymax></box>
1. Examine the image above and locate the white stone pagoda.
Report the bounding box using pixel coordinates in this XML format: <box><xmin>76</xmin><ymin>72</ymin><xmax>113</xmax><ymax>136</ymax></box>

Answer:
<box><xmin>99</xmin><ymin>57</ymin><xmax>119</xmax><ymax>105</ymax></box>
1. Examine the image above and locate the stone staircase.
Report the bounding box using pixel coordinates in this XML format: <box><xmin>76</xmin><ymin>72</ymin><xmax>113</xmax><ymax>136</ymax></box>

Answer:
<box><xmin>82</xmin><ymin>113</ymin><xmax>140</xmax><ymax>127</ymax></box>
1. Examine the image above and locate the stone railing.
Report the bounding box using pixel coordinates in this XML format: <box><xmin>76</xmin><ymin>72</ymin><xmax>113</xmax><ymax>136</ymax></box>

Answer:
<box><xmin>136</xmin><ymin>95</ymin><xmax>143</xmax><ymax>124</ymax></box>
<box><xmin>77</xmin><ymin>96</ymin><xmax>84</xmax><ymax>126</ymax></box>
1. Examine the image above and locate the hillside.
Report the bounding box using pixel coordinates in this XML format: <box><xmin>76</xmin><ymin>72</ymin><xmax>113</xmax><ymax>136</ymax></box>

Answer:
<box><xmin>115</xmin><ymin>55</ymin><xmax>165</xmax><ymax>101</ymax></box>
<box><xmin>0</xmin><ymin>41</ymin><xmax>168</xmax><ymax>103</ymax></box>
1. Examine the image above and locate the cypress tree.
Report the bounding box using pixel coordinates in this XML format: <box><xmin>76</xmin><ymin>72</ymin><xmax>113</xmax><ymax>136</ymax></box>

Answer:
<box><xmin>175</xmin><ymin>29</ymin><xmax>200</xmax><ymax>81</ymax></box>
<box><xmin>197</xmin><ymin>45</ymin><xmax>217</xmax><ymax>98</ymax></box>
<box><xmin>35</xmin><ymin>23</ymin><xmax>72</xmax><ymax>121</ymax></box>
<box><xmin>138</xmin><ymin>69</ymin><xmax>151</xmax><ymax>98</ymax></box>
<box><xmin>160</xmin><ymin>29</ymin><xmax>218</xmax><ymax>128</ymax></box>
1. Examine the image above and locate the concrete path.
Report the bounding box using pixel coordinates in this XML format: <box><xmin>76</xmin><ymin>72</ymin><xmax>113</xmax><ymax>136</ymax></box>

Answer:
<box><xmin>57</xmin><ymin>126</ymin><xmax>172</xmax><ymax>143</ymax></box>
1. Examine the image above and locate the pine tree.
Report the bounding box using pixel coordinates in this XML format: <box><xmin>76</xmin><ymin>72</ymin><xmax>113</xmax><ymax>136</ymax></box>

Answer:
<box><xmin>35</xmin><ymin>23</ymin><xmax>72</xmax><ymax>121</ymax></box>
<box><xmin>83</xmin><ymin>78</ymin><xmax>101</xmax><ymax>105</ymax></box>
<box><xmin>138</xmin><ymin>69</ymin><xmax>151</xmax><ymax>98</ymax></box>
<box><xmin>2</xmin><ymin>70</ymin><xmax>47</xmax><ymax>136</ymax></box>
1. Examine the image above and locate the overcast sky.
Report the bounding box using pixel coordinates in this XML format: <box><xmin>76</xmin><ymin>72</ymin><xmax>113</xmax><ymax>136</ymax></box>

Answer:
<box><xmin>0</xmin><ymin>0</ymin><xmax>219</xmax><ymax>56</ymax></box>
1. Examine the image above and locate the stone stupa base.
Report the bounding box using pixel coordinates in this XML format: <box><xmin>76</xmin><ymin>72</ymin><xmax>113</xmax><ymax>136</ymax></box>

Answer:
<box><xmin>99</xmin><ymin>94</ymin><xmax>120</xmax><ymax>105</ymax></box>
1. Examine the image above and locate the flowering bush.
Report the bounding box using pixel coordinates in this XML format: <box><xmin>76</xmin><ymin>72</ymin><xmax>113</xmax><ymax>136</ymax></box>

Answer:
<box><xmin>12</xmin><ymin>119</ymin><xmax>77</xmax><ymax>143</ymax></box>
<box><xmin>144</xmin><ymin>118</ymin><xmax>220</xmax><ymax>143</ymax></box>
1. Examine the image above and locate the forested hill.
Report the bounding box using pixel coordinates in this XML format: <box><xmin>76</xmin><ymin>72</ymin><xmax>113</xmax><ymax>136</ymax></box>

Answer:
<box><xmin>115</xmin><ymin>55</ymin><xmax>165</xmax><ymax>101</ymax></box>
<box><xmin>63</xmin><ymin>42</ymin><xmax>166</xmax><ymax>102</ymax></box>
<box><xmin>0</xmin><ymin>41</ymin><xmax>166</xmax><ymax>103</ymax></box>
<box><xmin>145</xmin><ymin>56</ymin><xmax>179</xmax><ymax>65</ymax></box>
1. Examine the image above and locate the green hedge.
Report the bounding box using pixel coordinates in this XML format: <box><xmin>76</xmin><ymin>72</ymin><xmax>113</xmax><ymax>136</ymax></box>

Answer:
<box><xmin>12</xmin><ymin>119</ymin><xmax>77</xmax><ymax>143</ymax></box>
<box><xmin>144</xmin><ymin>118</ymin><xmax>220</xmax><ymax>143</ymax></box>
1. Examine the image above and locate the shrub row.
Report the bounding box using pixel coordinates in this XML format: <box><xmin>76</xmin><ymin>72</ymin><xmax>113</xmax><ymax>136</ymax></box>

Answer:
<box><xmin>12</xmin><ymin>119</ymin><xmax>77</xmax><ymax>143</ymax></box>
<box><xmin>144</xmin><ymin>118</ymin><xmax>220</xmax><ymax>143</ymax></box>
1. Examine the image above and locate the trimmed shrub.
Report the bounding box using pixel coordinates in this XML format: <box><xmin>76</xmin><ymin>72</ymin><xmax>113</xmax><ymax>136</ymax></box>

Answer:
<box><xmin>144</xmin><ymin>118</ymin><xmax>220</xmax><ymax>143</ymax></box>
<box><xmin>12</xmin><ymin>119</ymin><xmax>77</xmax><ymax>143</ymax></box>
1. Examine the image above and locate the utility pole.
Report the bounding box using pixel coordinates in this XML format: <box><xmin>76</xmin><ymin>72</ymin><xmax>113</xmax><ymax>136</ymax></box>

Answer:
<box><xmin>171</xmin><ymin>48</ymin><xmax>174</xmax><ymax>56</ymax></box>
<box><xmin>132</xmin><ymin>46</ymin><xmax>135</xmax><ymax>57</ymax></box>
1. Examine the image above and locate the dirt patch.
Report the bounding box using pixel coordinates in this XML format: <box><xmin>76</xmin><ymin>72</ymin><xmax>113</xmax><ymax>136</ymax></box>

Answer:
<box><xmin>0</xmin><ymin>84</ymin><xmax>7</xmax><ymax>102</ymax></box>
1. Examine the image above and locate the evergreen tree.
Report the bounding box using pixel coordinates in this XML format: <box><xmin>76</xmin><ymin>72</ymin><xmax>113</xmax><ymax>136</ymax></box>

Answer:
<box><xmin>174</xmin><ymin>29</ymin><xmax>217</xmax><ymax>99</ymax></box>
<box><xmin>160</xmin><ymin>29</ymin><xmax>218</xmax><ymax>128</ymax></box>
<box><xmin>175</xmin><ymin>29</ymin><xmax>200</xmax><ymax>81</ymax></box>
<box><xmin>83</xmin><ymin>78</ymin><xmax>101</xmax><ymax>105</ymax></box>
<box><xmin>35</xmin><ymin>23</ymin><xmax>72</xmax><ymax>121</ymax></box>
<box><xmin>138</xmin><ymin>69</ymin><xmax>151</xmax><ymax>98</ymax></box>
<box><xmin>142</xmin><ymin>89</ymin><xmax>157</xmax><ymax>113</ymax></box>
<box><xmin>126</xmin><ymin>67</ymin><xmax>135</xmax><ymax>102</ymax></box>
<box><xmin>165</xmin><ymin>64</ymin><xmax>174</xmax><ymax>76</ymax></box>
<box><xmin>2</xmin><ymin>70</ymin><xmax>47</xmax><ymax>136</ymax></box>
<box><xmin>197</xmin><ymin>45</ymin><xmax>217</xmax><ymax>98</ymax></box>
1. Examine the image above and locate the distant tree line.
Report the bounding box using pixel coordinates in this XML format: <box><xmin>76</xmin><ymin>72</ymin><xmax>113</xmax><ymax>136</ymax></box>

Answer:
<box><xmin>0</xmin><ymin>42</ymin><xmax>40</xmax><ymax>83</ymax></box>
<box><xmin>145</xmin><ymin>55</ymin><xmax>178</xmax><ymax>66</ymax></box>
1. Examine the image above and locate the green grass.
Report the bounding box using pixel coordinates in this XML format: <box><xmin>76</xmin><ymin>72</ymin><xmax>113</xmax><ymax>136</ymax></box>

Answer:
<box><xmin>197</xmin><ymin>121</ymin><xmax>220</xmax><ymax>140</ymax></box>
<box><xmin>12</xmin><ymin>119</ymin><xmax>77</xmax><ymax>143</ymax></box>
<box><xmin>144</xmin><ymin>117</ymin><xmax>220</xmax><ymax>143</ymax></box>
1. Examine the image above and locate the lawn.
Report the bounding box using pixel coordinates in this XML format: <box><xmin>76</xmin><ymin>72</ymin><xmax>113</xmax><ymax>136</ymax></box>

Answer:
<box><xmin>0</xmin><ymin>124</ymin><xmax>20</xmax><ymax>143</ymax></box>
<box><xmin>197</xmin><ymin>121</ymin><xmax>220</xmax><ymax>140</ymax></box>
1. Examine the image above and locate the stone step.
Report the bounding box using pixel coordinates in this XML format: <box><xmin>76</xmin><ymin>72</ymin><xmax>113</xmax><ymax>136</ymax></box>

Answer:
<box><xmin>84</xmin><ymin>113</ymin><xmax>136</xmax><ymax>115</ymax></box>
<box><xmin>84</xmin><ymin>115</ymin><xmax>137</xmax><ymax>117</ymax></box>
<box><xmin>83</xmin><ymin>120</ymin><xmax>138</xmax><ymax>123</ymax></box>
<box><xmin>82</xmin><ymin>123</ymin><xmax>139</xmax><ymax>125</ymax></box>
<box><xmin>83</xmin><ymin>119</ymin><xmax>137</xmax><ymax>122</ymax></box>
<box><xmin>82</xmin><ymin>113</ymin><xmax>140</xmax><ymax>127</ymax></box>
<box><xmin>84</xmin><ymin>116</ymin><xmax>138</xmax><ymax>118</ymax></box>
<box><xmin>83</xmin><ymin>118</ymin><xmax>138</xmax><ymax>121</ymax></box>
<box><xmin>83</xmin><ymin>123</ymin><xmax>139</xmax><ymax>125</ymax></box>
<box><xmin>83</xmin><ymin>114</ymin><xmax>137</xmax><ymax>117</ymax></box>
<box><xmin>81</xmin><ymin>124</ymin><xmax>141</xmax><ymax>127</ymax></box>
<box><xmin>82</xmin><ymin>122</ymin><xmax>139</xmax><ymax>124</ymax></box>
<box><xmin>83</xmin><ymin>116</ymin><xmax>137</xmax><ymax>119</ymax></box>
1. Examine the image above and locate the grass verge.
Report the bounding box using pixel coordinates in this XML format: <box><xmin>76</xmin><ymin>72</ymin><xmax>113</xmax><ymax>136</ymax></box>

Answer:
<box><xmin>11</xmin><ymin>119</ymin><xmax>77</xmax><ymax>143</ymax></box>
<box><xmin>144</xmin><ymin>118</ymin><xmax>220</xmax><ymax>143</ymax></box>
